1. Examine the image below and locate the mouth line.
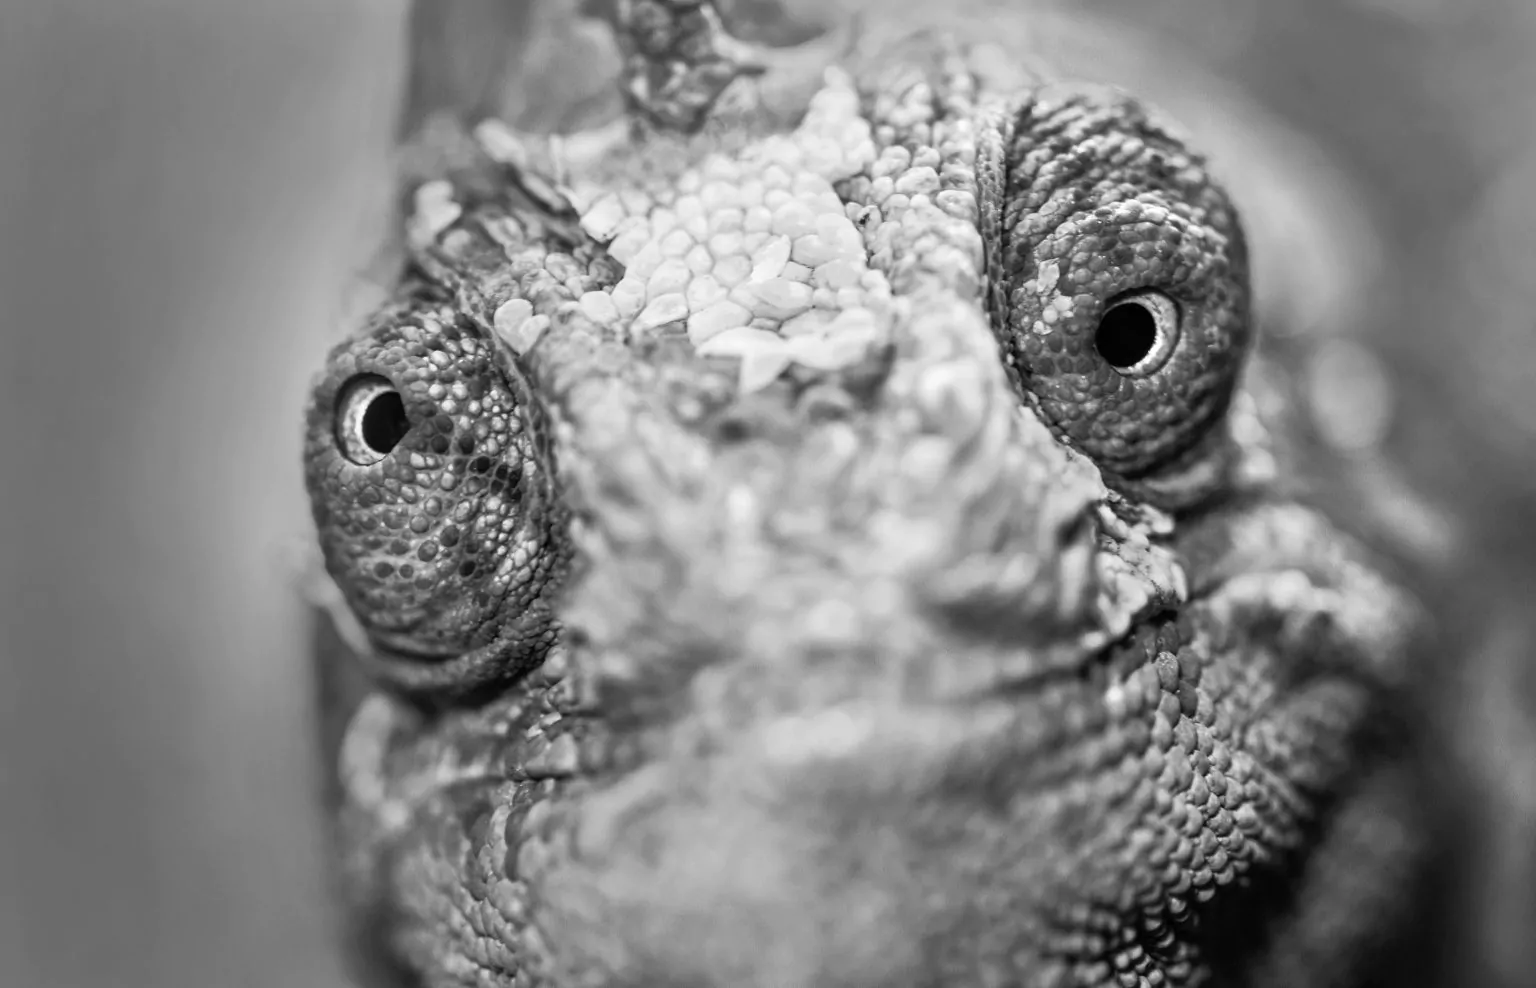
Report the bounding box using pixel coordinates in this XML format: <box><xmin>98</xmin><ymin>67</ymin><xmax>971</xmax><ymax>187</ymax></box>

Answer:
<box><xmin>959</xmin><ymin>539</ymin><xmax>1391</xmax><ymax>710</ymax></box>
<box><xmin>369</xmin><ymin>628</ymin><xmax>465</xmax><ymax>662</ymax></box>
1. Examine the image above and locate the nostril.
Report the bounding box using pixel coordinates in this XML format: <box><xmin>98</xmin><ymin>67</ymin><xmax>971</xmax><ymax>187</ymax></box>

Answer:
<box><xmin>916</xmin><ymin>503</ymin><xmax>1104</xmax><ymax>651</ymax></box>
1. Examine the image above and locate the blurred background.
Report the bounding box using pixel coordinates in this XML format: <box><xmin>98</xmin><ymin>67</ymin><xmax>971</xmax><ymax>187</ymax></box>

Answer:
<box><xmin>3</xmin><ymin>1</ymin><xmax>1535</xmax><ymax>986</ymax></box>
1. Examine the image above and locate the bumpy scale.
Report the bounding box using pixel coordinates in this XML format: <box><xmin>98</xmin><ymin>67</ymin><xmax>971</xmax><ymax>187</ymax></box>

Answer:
<box><xmin>302</xmin><ymin>4</ymin><xmax>1425</xmax><ymax>987</ymax></box>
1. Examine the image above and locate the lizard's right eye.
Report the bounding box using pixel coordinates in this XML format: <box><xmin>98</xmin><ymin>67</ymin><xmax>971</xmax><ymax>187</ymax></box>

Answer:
<box><xmin>335</xmin><ymin>373</ymin><xmax>411</xmax><ymax>466</ymax></box>
<box><xmin>995</xmin><ymin>91</ymin><xmax>1252</xmax><ymax>502</ymax></box>
<box><xmin>304</xmin><ymin>308</ymin><xmax>567</xmax><ymax>690</ymax></box>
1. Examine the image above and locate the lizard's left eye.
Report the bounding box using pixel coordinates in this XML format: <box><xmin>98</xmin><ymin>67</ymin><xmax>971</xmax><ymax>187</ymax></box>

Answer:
<box><xmin>335</xmin><ymin>373</ymin><xmax>412</xmax><ymax>466</ymax></box>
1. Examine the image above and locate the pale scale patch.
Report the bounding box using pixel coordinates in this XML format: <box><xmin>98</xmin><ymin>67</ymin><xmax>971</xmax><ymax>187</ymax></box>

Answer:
<box><xmin>493</xmin><ymin>298</ymin><xmax>549</xmax><ymax>356</ymax></box>
<box><xmin>568</xmin><ymin>70</ymin><xmax>895</xmax><ymax>392</ymax></box>
<box><xmin>407</xmin><ymin>180</ymin><xmax>462</xmax><ymax>250</ymax></box>
<box><xmin>844</xmin><ymin>139</ymin><xmax>987</xmax><ymax>303</ymax></box>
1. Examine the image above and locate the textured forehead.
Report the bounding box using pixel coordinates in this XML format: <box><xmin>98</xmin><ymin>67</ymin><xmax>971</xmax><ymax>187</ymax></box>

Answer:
<box><xmin>484</xmin><ymin>65</ymin><xmax>1210</xmax><ymax>457</ymax></box>
<box><xmin>394</xmin><ymin>43</ymin><xmax>1229</xmax><ymax>645</ymax></box>
<box><xmin>494</xmin><ymin>68</ymin><xmax>917</xmax><ymax>393</ymax></box>
<box><xmin>435</xmin><ymin>60</ymin><xmax>983</xmax><ymax>509</ymax></box>
<box><xmin>476</xmin><ymin>65</ymin><xmax>1201</xmax><ymax>394</ymax></box>
<box><xmin>486</xmin><ymin>64</ymin><xmax>1200</xmax><ymax>610</ymax></box>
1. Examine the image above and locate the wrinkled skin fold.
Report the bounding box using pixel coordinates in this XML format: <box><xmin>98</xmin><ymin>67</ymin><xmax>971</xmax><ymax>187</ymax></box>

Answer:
<box><xmin>303</xmin><ymin>4</ymin><xmax>1425</xmax><ymax>986</ymax></box>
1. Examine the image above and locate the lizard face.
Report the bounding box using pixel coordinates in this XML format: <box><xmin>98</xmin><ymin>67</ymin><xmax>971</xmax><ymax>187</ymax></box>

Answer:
<box><xmin>304</xmin><ymin>7</ymin><xmax>1421</xmax><ymax>987</ymax></box>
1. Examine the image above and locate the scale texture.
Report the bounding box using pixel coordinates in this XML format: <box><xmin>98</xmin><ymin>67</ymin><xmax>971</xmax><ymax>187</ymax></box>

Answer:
<box><xmin>302</xmin><ymin>3</ymin><xmax>1426</xmax><ymax>985</ymax></box>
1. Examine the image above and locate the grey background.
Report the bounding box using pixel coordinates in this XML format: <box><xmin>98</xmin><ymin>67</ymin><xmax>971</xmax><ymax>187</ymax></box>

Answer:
<box><xmin>4</xmin><ymin>1</ymin><xmax>1536</xmax><ymax>986</ymax></box>
<box><xmin>1</xmin><ymin>3</ymin><xmax>402</xmax><ymax>985</ymax></box>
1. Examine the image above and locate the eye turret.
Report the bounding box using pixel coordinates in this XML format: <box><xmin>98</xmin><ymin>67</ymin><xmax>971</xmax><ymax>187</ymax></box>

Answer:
<box><xmin>302</xmin><ymin>301</ymin><xmax>566</xmax><ymax>694</ymax></box>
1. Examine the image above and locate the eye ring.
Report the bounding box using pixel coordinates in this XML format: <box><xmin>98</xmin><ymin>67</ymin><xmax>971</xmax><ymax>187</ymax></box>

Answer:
<box><xmin>335</xmin><ymin>373</ymin><xmax>411</xmax><ymax>466</ymax></box>
<box><xmin>1094</xmin><ymin>289</ymin><xmax>1181</xmax><ymax>377</ymax></box>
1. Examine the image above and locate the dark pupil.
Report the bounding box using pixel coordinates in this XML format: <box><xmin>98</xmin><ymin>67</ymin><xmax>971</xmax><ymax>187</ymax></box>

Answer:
<box><xmin>1095</xmin><ymin>303</ymin><xmax>1158</xmax><ymax>368</ymax></box>
<box><xmin>361</xmin><ymin>390</ymin><xmax>410</xmax><ymax>454</ymax></box>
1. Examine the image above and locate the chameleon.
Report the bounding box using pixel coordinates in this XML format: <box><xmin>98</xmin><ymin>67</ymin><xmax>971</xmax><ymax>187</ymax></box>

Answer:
<box><xmin>301</xmin><ymin>1</ymin><xmax>1428</xmax><ymax>985</ymax></box>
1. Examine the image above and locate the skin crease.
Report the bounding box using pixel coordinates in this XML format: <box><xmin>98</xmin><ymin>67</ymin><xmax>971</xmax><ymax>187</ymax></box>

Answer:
<box><xmin>303</xmin><ymin>3</ymin><xmax>1425</xmax><ymax>986</ymax></box>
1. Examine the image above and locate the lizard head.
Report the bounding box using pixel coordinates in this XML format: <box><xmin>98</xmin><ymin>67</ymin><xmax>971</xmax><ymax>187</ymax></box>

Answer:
<box><xmin>303</xmin><ymin>6</ymin><xmax>1422</xmax><ymax>987</ymax></box>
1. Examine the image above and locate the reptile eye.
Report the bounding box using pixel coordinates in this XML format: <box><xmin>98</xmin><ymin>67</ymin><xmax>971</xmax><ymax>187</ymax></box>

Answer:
<box><xmin>304</xmin><ymin>309</ymin><xmax>564</xmax><ymax>695</ymax></box>
<box><xmin>1095</xmin><ymin>290</ymin><xmax>1179</xmax><ymax>376</ymax></box>
<box><xmin>996</xmin><ymin>91</ymin><xmax>1251</xmax><ymax>489</ymax></box>
<box><xmin>335</xmin><ymin>373</ymin><xmax>411</xmax><ymax>466</ymax></box>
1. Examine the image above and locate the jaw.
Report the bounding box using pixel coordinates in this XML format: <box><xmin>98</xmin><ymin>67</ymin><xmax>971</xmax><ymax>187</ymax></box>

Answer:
<box><xmin>328</xmin><ymin>489</ymin><xmax>1419</xmax><ymax>988</ymax></box>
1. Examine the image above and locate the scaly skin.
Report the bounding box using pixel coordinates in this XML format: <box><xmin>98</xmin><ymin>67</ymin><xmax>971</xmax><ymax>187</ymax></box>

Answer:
<box><xmin>303</xmin><ymin>3</ymin><xmax>1425</xmax><ymax>985</ymax></box>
